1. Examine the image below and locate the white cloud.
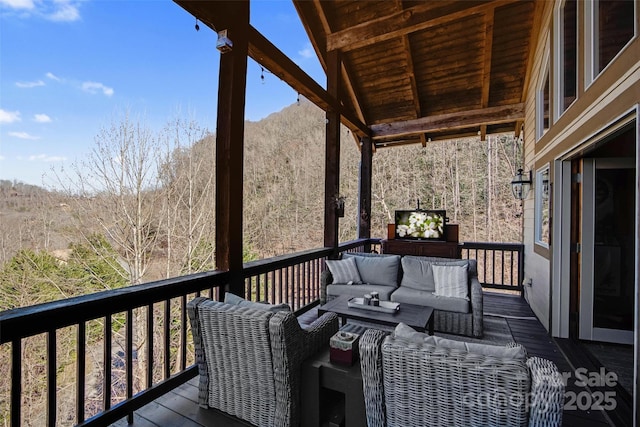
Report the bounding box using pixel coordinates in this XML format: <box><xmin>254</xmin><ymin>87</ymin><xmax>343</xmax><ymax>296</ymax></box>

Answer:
<box><xmin>82</xmin><ymin>81</ymin><xmax>114</xmax><ymax>97</ymax></box>
<box><xmin>29</xmin><ymin>154</ymin><xmax>66</xmax><ymax>162</ymax></box>
<box><xmin>34</xmin><ymin>113</ymin><xmax>52</xmax><ymax>123</ymax></box>
<box><xmin>0</xmin><ymin>155</ymin><xmax>5</xmax><ymax>161</ymax></box>
<box><xmin>298</xmin><ymin>43</ymin><xmax>314</xmax><ymax>59</ymax></box>
<box><xmin>0</xmin><ymin>109</ymin><xmax>21</xmax><ymax>123</ymax></box>
<box><xmin>16</xmin><ymin>79</ymin><xmax>45</xmax><ymax>88</ymax></box>
<box><xmin>1</xmin><ymin>0</ymin><xmax>81</xmax><ymax>21</ymax></box>
<box><xmin>0</xmin><ymin>0</ymin><xmax>35</xmax><ymax>10</ymax></box>
<box><xmin>47</xmin><ymin>0</ymin><xmax>80</xmax><ymax>22</ymax></box>
<box><xmin>9</xmin><ymin>131</ymin><xmax>40</xmax><ymax>140</ymax></box>
<box><xmin>46</xmin><ymin>72</ymin><xmax>61</xmax><ymax>81</ymax></box>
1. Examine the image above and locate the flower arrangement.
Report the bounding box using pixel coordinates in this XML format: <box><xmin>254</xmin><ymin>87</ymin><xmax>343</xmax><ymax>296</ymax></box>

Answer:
<box><xmin>396</xmin><ymin>211</ymin><xmax>444</xmax><ymax>239</ymax></box>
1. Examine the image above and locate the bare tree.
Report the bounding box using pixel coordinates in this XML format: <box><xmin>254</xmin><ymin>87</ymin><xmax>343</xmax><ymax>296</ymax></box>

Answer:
<box><xmin>54</xmin><ymin>111</ymin><xmax>162</xmax><ymax>285</ymax></box>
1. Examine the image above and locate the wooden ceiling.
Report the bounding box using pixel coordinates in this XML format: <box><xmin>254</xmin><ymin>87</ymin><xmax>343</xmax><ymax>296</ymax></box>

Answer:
<box><xmin>175</xmin><ymin>0</ymin><xmax>543</xmax><ymax>149</ymax></box>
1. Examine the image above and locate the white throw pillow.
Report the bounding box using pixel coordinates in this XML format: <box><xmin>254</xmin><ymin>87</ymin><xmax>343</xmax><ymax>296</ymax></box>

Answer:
<box><xmin>432</xmin><ymin>264</ymin><xmax>469</xmax><ymax>300</ymax></box>
<box><xmin>326</xmin><ymin>257</ymin><xmax>362</xmax><ymax>284</ymax></box>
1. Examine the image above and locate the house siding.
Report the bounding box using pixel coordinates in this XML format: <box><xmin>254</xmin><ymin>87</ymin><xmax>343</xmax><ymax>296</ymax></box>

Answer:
<box><xmin>522</xmin><ymin>1</ymin><xmax>640</xmax><ymax>336</ymax></box>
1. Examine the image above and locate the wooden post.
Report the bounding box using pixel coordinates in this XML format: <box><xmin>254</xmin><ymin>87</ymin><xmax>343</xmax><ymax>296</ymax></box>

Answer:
<box><xmin>324</xmin><ymin>50</ymin><xmax>341</xmax><ymax>255</ymax></box>
<box><xmin>358</xmin><ymin>136</ymin><xmax>373</xmax><ymax>248</ymax></box>
<box><xmin>215</xmin><ymin>0</ymin><xmax>249</xmax><ymax>297</ymax></box>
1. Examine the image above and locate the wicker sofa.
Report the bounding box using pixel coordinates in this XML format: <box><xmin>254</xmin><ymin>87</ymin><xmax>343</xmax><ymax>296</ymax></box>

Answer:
<box><xmin>187</xmin><ymin>297</ymin><xmax>339</xmax><ymax>427</ymax></box>
<box><xmin>359</xmin><ymin>328</ymin><xmax>565</xmax><ymax>427</ymax></box>
<box><xmin>321</xmin><ymin>253</ymin><xmax>483</xmax><ymax>337</ymax></box>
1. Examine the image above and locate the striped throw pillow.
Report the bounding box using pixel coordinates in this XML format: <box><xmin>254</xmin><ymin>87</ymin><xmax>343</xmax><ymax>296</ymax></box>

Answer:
<box><xmin>432</xmin><ymin>264</ymin><xmax>469</xmax><ymax>300</ymax></box>
<box><xmin>326</xmin><ymin>257</ymin><xmax>362</xmax><ymax>284</ymax></box>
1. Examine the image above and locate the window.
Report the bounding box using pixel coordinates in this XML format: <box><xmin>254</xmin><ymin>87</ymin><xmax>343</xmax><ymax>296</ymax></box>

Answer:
<box><xmin>535</xmin><ymin>167</ymin><xmax>551</xmax><ymax>247</ymax></box>
<box><xmin>586</xmin><ymin>0</ymin><xmax>635</xmax><ymax>83</ymax></box>
<box><xmin>559</xmin><ymin>0</ymin><xmax>577</xmax><ymax>114</ymax></box>
<box><xmin>536</xmin><ymin>61</ymin><xmax>550</xmax><ymax>140</ymax></box>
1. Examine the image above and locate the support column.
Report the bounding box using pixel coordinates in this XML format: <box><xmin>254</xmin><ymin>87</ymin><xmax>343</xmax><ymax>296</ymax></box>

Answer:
<box><xmin>324</xmin><ymin>50</ymin><xmax>341</xmax><ymax>254</ymax></box>
<box><xmin>358</xmin><ymin>136</ymin><xmax>373</xmax><ymax>246</ymax></box>
<box><xmin>215</xmin><ymin>0</ymin><xmax>249</xmax><ymax>296</ymax></box>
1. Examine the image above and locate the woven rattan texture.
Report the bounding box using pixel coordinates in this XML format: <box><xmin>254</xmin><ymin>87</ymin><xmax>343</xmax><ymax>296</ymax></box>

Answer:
<box><xmin>359</xmin><ymin>329</ymin><xmax>564</xmax><ymax>427</ymax></box>
<box><xmin>187</xmin><ymin>297</ymin><xmax>338</xmax><ymax>427</ymax></box>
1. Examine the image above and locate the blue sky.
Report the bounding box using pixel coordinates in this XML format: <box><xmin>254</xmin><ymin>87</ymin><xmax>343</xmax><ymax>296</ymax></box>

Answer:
<box><xmin>0</xmin><ymin>0</ymin><xmax>324</xmax><ymax>186</ymax></box>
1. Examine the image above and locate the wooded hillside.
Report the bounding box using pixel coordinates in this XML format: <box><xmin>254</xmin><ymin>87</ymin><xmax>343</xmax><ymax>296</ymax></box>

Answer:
<box><xmin>1</xmin><ymin>98</ymin><xmax>523</xmax><ymax>286</ymax></box>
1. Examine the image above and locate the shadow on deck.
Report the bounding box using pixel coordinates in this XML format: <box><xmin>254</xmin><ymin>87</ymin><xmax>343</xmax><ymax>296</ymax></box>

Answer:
<box><xmin>112</xmin><ymin>292</ymin><xmax>630</xmax><ymax>427</ymax></box>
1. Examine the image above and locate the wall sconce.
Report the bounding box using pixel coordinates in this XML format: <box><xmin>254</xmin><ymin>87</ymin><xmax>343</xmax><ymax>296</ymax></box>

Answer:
<box><xmin>335</xmin><ymin>195</ymin><xmax>345</xmax><ymax>218</ymax></box>
<box><xmin>542</xmin><ymin>169</ymin><xmax>550</xmax><ymax>201</ymax></box>
<box><xmin>511</xmin><ymin>169</ymin><xmax>532</xmax><ymax>200</ymax></box>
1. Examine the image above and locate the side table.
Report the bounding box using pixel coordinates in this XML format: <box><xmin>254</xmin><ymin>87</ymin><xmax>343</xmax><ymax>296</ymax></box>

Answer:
<box><xmin>301</xmin><ymin>345</ymin><xmax>366</xmax><ymax>427</ymax></box>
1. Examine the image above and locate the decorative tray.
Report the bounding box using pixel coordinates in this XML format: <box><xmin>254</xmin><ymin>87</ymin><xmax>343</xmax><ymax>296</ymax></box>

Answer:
<box><xmin>347</xmin><ymin>297</ymin><xmax>400</xmax><ymax>314</ymax></box>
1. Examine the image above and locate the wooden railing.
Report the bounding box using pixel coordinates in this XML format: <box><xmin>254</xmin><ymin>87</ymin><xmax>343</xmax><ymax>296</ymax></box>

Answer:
<box><xmin>0</xmin><ymin>239</ymin><xmax>373</xmax><ymax>427</ymax></box>
<box><xmin>0</xmin><ymin>238</ymin><xmax>518</xmax><ymax>427</ymax></box>
<box><xmin>460</xmin><ymin>241</ymin><xmax>524</xmax><ymax>294</ymax></box>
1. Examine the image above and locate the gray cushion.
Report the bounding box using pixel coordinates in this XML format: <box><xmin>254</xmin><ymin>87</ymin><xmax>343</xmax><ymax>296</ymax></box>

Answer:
<box><xmin>223</xmin><ymin>292</ymin><xmax>291</xmax><ymax>313</ymax></box>
<box><xmin>326</xmin><ymin>257</ymin><xmax>362</xmax><ymax>283</ymax></box>
<box><xmin>344</xmin><ymin>253</ymin><xmax>400</xmax><ymax>287</ymax></box>
<box><xmin>394</xmin><ymin>323</ymin><xmax>526</xmax><ymax>360</ymax></box>
<box><xmin>390</xmin><ymin>286</ymin><xmax>469</xmax><ymax>313</ymax></box>
<box><xmin>326</xmin><ymin>283</ymin><xmax>395</xmax><ymax>301</ymax></box>
<box><xmin>399</xmin><ymin>256</ymin><xmax>437</xmax><ymax>292</ymax></box>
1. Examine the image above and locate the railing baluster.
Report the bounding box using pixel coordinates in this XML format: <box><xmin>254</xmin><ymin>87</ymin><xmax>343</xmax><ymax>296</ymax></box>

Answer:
<box><xmin>270</xmin><ymin>271</ymin><xmax>276</xmax><ymax>305</ymax></box>
<box><xmin>47</xmin><ymin>330</ymin><xmax>56</xmax><ymax>427</ymax></box>
<box><xmin>296</xmin><ymin>264</ymin><xmax>302</xmax><ymax>310</ymax></box>
<box><xmin>104</xmin><ymin>315</ymin><xmax>112</xmax><ymax>411</ymax></box>
<box><xmin>164</xmin><ymin>300</ymin><xmax>170</xmax><ymax>379</ymax></box>
<box><xmin>11</xmin><ymin>338</ymin><xmax>21</xmax><ymax>427</ymax></box>
<box><xmin>279</xmin><ymin>268</ymin><xmax>284</xmax><ymax>305</ymax></box>
<box><xmin>181</xmin><ymin>295</ymin><xmax>187</xmax><ymax>371</ymax></box>
<box><xmin>147</xmin><ymin>303</ymin><xmax>154</xmax><ymax>388</ymax></box>
<box><xmin>492</xmin><ymin>250</ymin><xmax>496</xmax><ymax>286</ymax></box>
<box><xmin>77</xmin><ymin>322</ymin><xmax>86</xmax><ymax>423</ymax></box>
<box><xmin>285</xmin><ymin>267</ymin><xmax>290</xmax><ymax>307</ymax></box>
<box><xmin>126</xmin><ymin>309</ymin><xmax>133</xmax><ymax>424</ymax></box>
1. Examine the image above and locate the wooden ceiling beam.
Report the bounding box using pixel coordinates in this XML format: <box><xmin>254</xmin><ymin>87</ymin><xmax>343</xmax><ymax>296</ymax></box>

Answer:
<box><xmin>327</xmin><ymin>0</ymin><xmax>516</xmax><ymax>52</ymax></box>
<box><xmin>371</xmin><ymin>103</ymin><xmax>524</xmax><ymax>140</ymax></box>
<box><xmin>247</xmin><ymin>26</ymin><xmax>370</xmax><ymax>137</ymax></box>
<box><xmin>174</xmin><ymin>1</ymin><xmax>370</xmax><ymax>138</ymax></box>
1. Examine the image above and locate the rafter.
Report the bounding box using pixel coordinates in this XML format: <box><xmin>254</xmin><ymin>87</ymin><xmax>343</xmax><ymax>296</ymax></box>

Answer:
<box><xmin>371</xmin><ymin>103</ymin><xmax>525</xmax><ymax>140</ymax></box>
<box><xmin>311</xmin><ymin>0</ymin><xmax>368</xmax><ymax>145</ymax></box>
<box><xmin>396</xmin><ymin>0</ymin><xmax>427</xmax><ymax>147</ymax></box>
<box><xmin>327</xmin><ymin>0</ymin><xmax>516</xmax><ymax>52</ymax></box>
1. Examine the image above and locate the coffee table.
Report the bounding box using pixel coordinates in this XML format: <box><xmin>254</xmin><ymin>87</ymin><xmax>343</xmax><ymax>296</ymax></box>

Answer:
<box><xmin>318</xmin><ymin>295</ymin><xmax>434</xmax><ymax>335</ymax></box>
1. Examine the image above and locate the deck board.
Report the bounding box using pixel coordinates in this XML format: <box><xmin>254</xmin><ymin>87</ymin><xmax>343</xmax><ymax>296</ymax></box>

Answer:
<box><xmin>110</xmin><ymin>292</ymin><xmax>628</xmax><ymax>427</ymax></box>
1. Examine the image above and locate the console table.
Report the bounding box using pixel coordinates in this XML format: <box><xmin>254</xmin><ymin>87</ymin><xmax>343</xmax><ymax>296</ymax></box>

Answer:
<box><xmin>381</xmin><ymin>239</ymin><xmax>461</xmax><ymax>258</ymax></box>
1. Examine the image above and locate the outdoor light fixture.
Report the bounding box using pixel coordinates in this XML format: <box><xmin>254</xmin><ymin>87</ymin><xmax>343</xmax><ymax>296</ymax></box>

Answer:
<box><xmin>216</xmin><ymin>29</ymin><xmax>233</xmax><ymax>53</ymax></box>
<box><xmin>335</xmin><ymin>195</ymin><xmax>345</xmax><ymax>218</ymax></box>
<box><xmin>542</xmin><ymin>169</ymin><xmax>550</xmax><ymax>201</ymax></box>
<box><xmin>511</xmin><ymin>169</ymin><xmax>532</xmax><ymax>200</ymax></box>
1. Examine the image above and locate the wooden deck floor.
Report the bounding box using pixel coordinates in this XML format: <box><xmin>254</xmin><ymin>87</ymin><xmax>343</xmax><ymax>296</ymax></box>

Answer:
<box><xmin>111</xmin><ymin>292</ymin><xmax>631</xmax><ymax>427</ymax></box>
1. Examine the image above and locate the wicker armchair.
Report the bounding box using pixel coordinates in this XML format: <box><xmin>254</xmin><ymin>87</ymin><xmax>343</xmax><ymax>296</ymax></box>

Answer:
<box><xmin>359</xmin><ymin>329</ymin><xmax>565</xmax><ymax>427</ymax></box>
<box><xmin>187</xmin><ymin>297</ymin><xmax>339</xmax><ymax>427</ymax></box>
